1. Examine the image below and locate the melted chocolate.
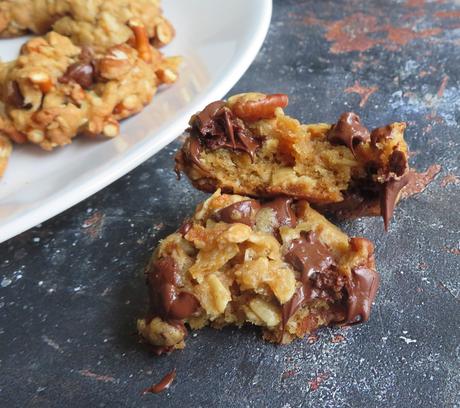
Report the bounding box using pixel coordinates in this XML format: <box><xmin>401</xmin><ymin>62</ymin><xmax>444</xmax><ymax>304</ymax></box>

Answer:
<box><xmin>388</xmin><ymin>150</ymin><xmax>408</xmax><ymax>177</ymax></box>
<box><xmin>147</xmin><ymin>257</ymin><xmax>200</xmax><ymax>320</ymax></box>
<box><xmin>212</xmin><ymin>200</ymin><xmax>261</xmax><ymax>227</ymax></box>
<box><xmin>344</xmin><ymin>267</ymin><xmax>380</xmax><ymax>325</ymax></box>
<box><xmin>142</xmin><ymin>369</ymin><xmax>176</xmax><ymax>394</ymax></box>
<box><xmin>380</xmin><ymin>172</ymin><xmax>412</xmax><ymax>231</ymax></box>
<box><xmin>370</xmin><ymin>125</ymin><xmax>393</xmax><ymax>147</ymax></box>
<box><xmin>189</xmin><ymin>100</ymin><xmax>261</xmax><ymax>160</ymax></box>
<box><xmin>261</xmin><ymin>197</ymin><xmax>297</xmax><ymax>229</ymax></box>
<box><xmin>282</xmin><ymin>231</ymin><xmax>339</xmax><ymax>326</ymax></box>
<box><xmin>284</xmin><ymin>231</ymin><xmax>334</xmax><ymax>279</ymax></box>
<box><xmin>327</xmin><ymin>112</ymin><xmax>370</xmax><ymax>155</ymax></box>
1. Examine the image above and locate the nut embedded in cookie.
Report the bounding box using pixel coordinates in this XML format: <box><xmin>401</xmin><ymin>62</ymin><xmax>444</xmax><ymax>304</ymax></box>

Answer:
<box><xmin>175</xmin><ymin>92</ymin><xmax>412</xmax><ymax>229</ymax></box>
<box><xmin>0</xmin><ymin>30</ymin><xmax>180</xmax><ymax>150</ymax></box>
<box><xmin>137</xmin><ymin>190</ymin><xmax>380</xmax><ymax>353</ymax></box>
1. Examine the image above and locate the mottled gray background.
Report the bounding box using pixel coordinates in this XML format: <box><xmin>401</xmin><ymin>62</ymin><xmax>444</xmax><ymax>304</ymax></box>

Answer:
<box><xmin>1</xmin><ymin>1</ymin><xmax>459</xmax><ymax>407</ymax></box>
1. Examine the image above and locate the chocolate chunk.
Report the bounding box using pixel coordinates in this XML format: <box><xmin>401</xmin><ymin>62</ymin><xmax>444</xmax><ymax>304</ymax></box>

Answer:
<box><xmin>147</xmin><ymin>257</ymin><xmax>200</xmax><ymax>320</ymax></box>
<box><xmin>59</xmin><ymin>62</ymin><xmax>95</xmax><ymax>89</ymax></box>
<box><xmin>261</xmin><ymin>197</ymin><xmax>297</xmax><ymax>229</ymax></box>
<box><xmin>284</xmin><ymin>231</ymin><xmax>334</xmax><ymax>279</ymax></box>
<box><xmin>5</xmin><ymin>81</ymin><xmax>30</xmax><ymax>109</ymax></box>
<box><xmin>212</xmin><ymin>199</ymin><xmax>261</xmax><ymax>227</ymax></box>
<box><xmin>178</xmin><ymin>219</ymin><xmax>193</xmax><ymax>236</ymax></box>
<box><xmin>142</xmin><ymin>369</ymin><xmax>176</xmax><ymax>394</ymax></box>
<box><xmin>370</xmin><ymin>125</ymin><xmax>393</xmax><ymax>147</ymax></box>
<box><xmin>327</xmin><ymin>112</ymin><xmax>370</xmax><ymax>155</ymax></box>
<box><xmin>189</xmin><ymin>100</ymin><xmax>261</xmax><ymax>160</ymax></box>
<box><xmin>344</xmin><ymin>267</ymin><xmax>380</xmax><ymax>325</ymax></box>
<box><xmin>380</xmin><ymin>172</ymin><xmax>412</xmax><ymax>230</ymax></box>
<box><xmin>282</xmin><ymin>231</ymin><xmax>341</xmax><ymax>326</ymax></box>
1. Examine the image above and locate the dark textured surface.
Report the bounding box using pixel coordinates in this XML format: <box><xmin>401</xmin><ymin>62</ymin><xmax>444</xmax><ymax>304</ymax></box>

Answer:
<box><xmin>1</xmin><ymin>1</ymin><xmax>459</xmax><ymax>407</ymax></box>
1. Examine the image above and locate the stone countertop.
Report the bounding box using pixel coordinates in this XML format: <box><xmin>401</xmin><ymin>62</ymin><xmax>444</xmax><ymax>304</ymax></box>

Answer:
<box><xmin>0</xmin><ymin>1</ymin><xmax>459</xmax><ymax>407</ymax></box>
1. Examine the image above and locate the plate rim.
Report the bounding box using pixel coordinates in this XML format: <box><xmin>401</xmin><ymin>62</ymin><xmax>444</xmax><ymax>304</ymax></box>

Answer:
<box><xmin>0</xmin><ymin>0</ymin><xmax>273</xmax><ymax>243</ymax></box>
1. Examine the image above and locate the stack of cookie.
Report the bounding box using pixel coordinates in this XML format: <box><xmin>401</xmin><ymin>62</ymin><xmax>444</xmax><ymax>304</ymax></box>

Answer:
<box><xmin>0</xmin><ymin>0</ymin><xmax>179</xmax><ymax>174</ymax></box>
<box><xmin>138</xmin><ymin>92</ymin><xmax>413</xmax><ymax>354</ymax></box>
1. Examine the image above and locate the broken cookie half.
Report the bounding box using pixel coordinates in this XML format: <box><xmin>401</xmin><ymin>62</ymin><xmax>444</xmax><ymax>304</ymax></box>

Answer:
<box><xmin>175</xmin><ymin>92</ymin><xmax>413</xmax><ymax>229</ymax></box>
<box><xmin>137</xmin><ymin>190</ymin><xmax>379</xmax><ymax>354</ymax></box>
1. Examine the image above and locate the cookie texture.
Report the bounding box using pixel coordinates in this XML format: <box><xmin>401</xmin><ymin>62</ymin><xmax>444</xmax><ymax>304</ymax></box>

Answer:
<box><xmin>0</xmin><ymin>0</ymin><xmax>174</xmax><ymax>52</ymax></box>
<box><xmin>137</xmin><ymin>190</ymin><xmax>379</xmax><ymax>354</ymax></box>
<box><xmin>175</xmin><ymin>93</ymin><xmax>412</xmax><ymax>228</ymax></box>
<box><xmin>0</xmin><ymin>27</ymin><xmax>179</xmax><ymax>150</ymax></box>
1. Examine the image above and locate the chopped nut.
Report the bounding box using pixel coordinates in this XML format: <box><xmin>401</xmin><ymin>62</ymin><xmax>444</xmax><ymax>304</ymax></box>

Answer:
<box><xmin>156</xmin><ymin>68</ymin><xmax>178</xmax><ymax>84</ymax></box>
<box><xmin>29</xmin><ymin>72</ymin><xmax>53</xmax><ymax>93</ymax></box>
<box><xmin>154</xmin><ymin>20</ymin><xmax>175</xmax><ymax>47</ymax></box>
<box><xmin>27</xmin><ymin>129</ymin><xmax>45</xmax><ymax>144</ymax></box>
<box><xmin>102</xmin><ymin>119</ymin><xmax>120</xmax><ymax>138</ymax></box>
<box><xmin>249</xmin><ymin>298</ymin><xmax>281</xmax><ymax>327</ymax></box>
<box><xmin>128</xmin><ymin>19</ymin><xmax>152</xmax><ymax>63</ymax></box>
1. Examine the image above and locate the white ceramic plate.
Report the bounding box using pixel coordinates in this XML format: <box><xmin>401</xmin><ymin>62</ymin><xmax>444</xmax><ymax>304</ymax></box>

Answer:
<box><xmin>0</xmin><ymin>0</ymin><xmax>272</xmax><ymax>242</ymax></box>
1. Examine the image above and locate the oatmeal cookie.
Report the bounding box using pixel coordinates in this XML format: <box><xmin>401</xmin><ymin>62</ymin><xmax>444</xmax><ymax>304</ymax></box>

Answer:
<box><xmin>0</xmin><ymin>28</ymin><xmax>179</xmax><ymax>150</ymax></box>
<box><xmin>137</xmin><ymin>190</ymin><xmax>379</xmax><ymax>354</ymax></box>
<box><xmin>0</xmin><ymin>0</ymin><xmax>174</xmax><ymax>51</ymax></box>
<box><xmin>0</xmin><ymin>134</ymin><xmax>12</xmax><ymax>176</ymax></box>
<box><xmin>175</xmin><ymin>93</ymin><xmax>413</xmax><ymax>229</ymax></box>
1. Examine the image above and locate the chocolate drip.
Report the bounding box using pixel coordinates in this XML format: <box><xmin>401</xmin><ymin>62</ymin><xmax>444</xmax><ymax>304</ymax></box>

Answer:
<box><xmin>344</xmin><ymin>267</ymin><xmax>380</xmax><ymax>325</ymax></box>
<box><xmin>142</xmin><ymin>369</ymin><xmax>176</xmax><ymax>394</ymax></box>
<box><xmin>327</xmin><ymin>112</ymin><xmax>370</xmax><ymax>155</ymax></box>
<box><xmin>261</xmin><ymin>197</ymin><xmax>297</xmax><ymax>229</ymax></box>
<box><xmin>147</xmin><ymin>257</ymin><xmax>199</xmax><ymax>321</ymax></box>
<box><xmin>370</xmin><ymin>125</ymin><xmax>393</xmax><ymax>146</ymax></box>
<box><xmin>380</xmin><ymin>172</ymin><xmax>412</xmax><ymax>230</ymax></box>
<box><xmin>212</xmin><ymin>200</ymin><xmax>261</xmax><ymax>227</ymax></box>
<box><xmin>188</xmin><ymin>100</ymin><xmax>261</xmax><ymax>160</ymax></box>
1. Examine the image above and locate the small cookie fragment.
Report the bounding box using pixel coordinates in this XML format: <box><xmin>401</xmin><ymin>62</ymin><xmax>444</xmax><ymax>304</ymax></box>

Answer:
<box><xmin>175</xmin><ymin>93</ymin><xmax>412</xmax><ymax>228</ymax></box>
<box><xmin>137</xmin><ymin>190</ymin><xmax>380</xmax><ymax>353</ymax></box>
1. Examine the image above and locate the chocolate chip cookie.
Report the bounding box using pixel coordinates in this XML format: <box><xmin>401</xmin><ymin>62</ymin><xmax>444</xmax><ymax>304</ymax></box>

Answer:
<box><xmin>0</xmin><ymin>28</ymin><xmax>179</xmax><ymax>150</ymax></box>
<box><xmin>137</xmin><ymin>190</ymin><xmax>379</xmax><ymax>354</ymax></box>
<box><xmin>175</xmin><ymin>92</ymin><xmax>412</xmax><ymax>229</ymax></box>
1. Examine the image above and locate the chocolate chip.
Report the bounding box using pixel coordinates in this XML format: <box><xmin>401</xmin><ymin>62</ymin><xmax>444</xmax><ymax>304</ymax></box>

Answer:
<box><xmin>5</xmin><ymin>81</ymin><xmax>28</xmax><ymax>109</ymax></box>
<box><xmin>178</xmin><ymin>219</ymin><xmax>193</xmax><ymax>236</ymax></box>
<box><xmin>327</xmin><ymin>112</ymin><xmax>370</xmax><ymax>155</ymax></box>
<box><xmin>59</xmin><ymin>62</ymin><xmax>95</xmax><ymax>89</ymax></box>
<box><xmin>212</xmin><ymin>199</ymin><xmax>261</xmax><ymax>227</ymax></box>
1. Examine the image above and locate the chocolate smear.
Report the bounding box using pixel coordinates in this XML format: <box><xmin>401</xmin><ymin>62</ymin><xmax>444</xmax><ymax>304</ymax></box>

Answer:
<box><xmin>261</xmin><ymin>197</ymin><xmax>297</xmax><ymax>229</ymax></box>
<box><xmin>189</xmin><ymin>100</ymin><xmax>261</xmax><ymax>160</ymax></box>
<box><xmin>147</xmin><ymin>257</ymin><xmax>200</xmax><ymax>320</ymax></box>
<box><xmin>327</xmin><ymin>112</ymin><xmax>370</xmax><ymax>155</ymax></box>
<box><xmin>212</xmin><ymin>199</ymin><xmax>261</xmax><ymax>227</ymax></box>
<box><xmin>344</xmin><ymin>267</ymin><xmax>380</xmax><ymax>325</ymax></box>
<box><xmin>401</xmin><ymin>164</ymin><xmax>441</xmax><ymax>199</ymax></box>
<box><xmin>142</xmin><ymin>369</ymin><xmax>176</xmax><ymax>395</ymax></box>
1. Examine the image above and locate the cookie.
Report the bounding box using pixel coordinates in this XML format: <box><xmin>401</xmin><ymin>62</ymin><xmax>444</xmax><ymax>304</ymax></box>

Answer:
<box><xmin>175</xmin><ymin>92</ymin><xmax>412</xmax><ymax>229</ymax></box>
<box><xmin>0</xmin><ymin>134</ymin><xmax>12</xmax><ymax>176</ymax></box>
<box><xmin>137</xmin><ymin>190</ymin><xmax>379</xmax><ymax>354</ymax></box>
<box><xmin>0</xmin><ymin>28</ymin><xmax>179</xmax><ymax>150</ymax></box>
<box><xmin>0</xmin><ymin>0</ymin><xmax>174</xmax><ymax>51</ymax></box>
